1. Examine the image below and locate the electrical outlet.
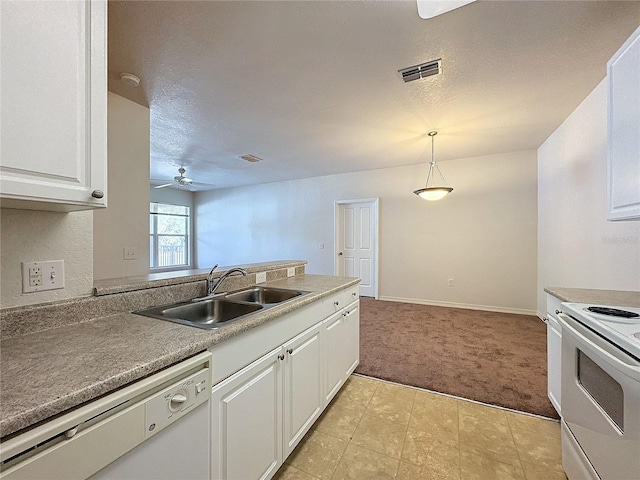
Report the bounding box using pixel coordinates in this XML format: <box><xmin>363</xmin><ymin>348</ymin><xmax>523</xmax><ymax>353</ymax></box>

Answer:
<box><xmin>256</xmin><ymin>272</ymin><xmax>267</xmax><ymax>284</ymax></box>
<box><xmin>22</xmin><ymin>260</ymin><xmax>65</xmax><ymax>293</ymax></box>
<box><xmin>448</xmin><ymin>278</ymin><xmax>454</xmax><ymax>287</ymax></box>
<box><xmin>287</xmin><ymin>267</ymin><xmax>295</xmax><ymax>277</ymax></box>
<box><xmin>29</xmin><ymin>266</ymin><xmax>43</xmax><ymax>286</ymax></box>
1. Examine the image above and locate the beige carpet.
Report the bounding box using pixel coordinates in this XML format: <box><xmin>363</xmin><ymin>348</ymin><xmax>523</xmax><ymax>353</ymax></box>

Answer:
<box><xmin>354</xmin><ymin>297</ymin><xmax>558</xmax><ymax>419</ymax></box>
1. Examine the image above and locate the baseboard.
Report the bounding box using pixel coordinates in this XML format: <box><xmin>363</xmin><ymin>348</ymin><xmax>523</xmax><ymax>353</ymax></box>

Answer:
<box><xmin>377</xmin><ymin>295</ymin><xmax>537</xmax><ymax>316</ymax></box>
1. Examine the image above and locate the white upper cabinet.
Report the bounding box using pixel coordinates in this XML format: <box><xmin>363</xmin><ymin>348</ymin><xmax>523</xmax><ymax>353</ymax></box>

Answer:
<box><xmin>607</xmin><ymin>26</ymin><xmax>640</xmax><ymax>221</ymax></box>
<box><xmin>0</xmin><ymin>0</ymin><xmax>107</xmax><ymax>211</ymax></box>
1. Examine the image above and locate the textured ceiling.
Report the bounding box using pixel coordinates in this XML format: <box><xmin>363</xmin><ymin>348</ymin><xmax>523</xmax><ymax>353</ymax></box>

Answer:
<box><xmin>108</xmin><ymin>1</ymin><xmax>640</xmax><ymax>191</ymax></box>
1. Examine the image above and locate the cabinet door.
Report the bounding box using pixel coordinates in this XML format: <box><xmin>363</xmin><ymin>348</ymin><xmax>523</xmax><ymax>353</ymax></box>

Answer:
<box><xmin>211</xmin><ymin>348</ymin><xmax>283</xmax><ymax>480</ymax></box>
<box><xmin>323</xmin><ymin>310</ymin><xmax>346</xmax><ymax>405</ymax></box>
<box><xmin>343</xmin><ymin>302</ymin><xmax>360</xmax><ymax>378</ymax></box>
<box><xmin>282</xmin><ymin>322</ymin><xmax>323</xmax><ymax>458</ymax></box>
<box><xmin>0</xmin><ymin>0</ymin><xmax>107</xmax><ymax>211</ymax></box>
<box><xmin>607</xmin><ymin>26</ymin><xmax>640</xmax><ymax>220</ymax></box>
<box><xmin>546</xmin><ymin>316</ymin><xmax>562</xmax><ymax>416</ymax></box>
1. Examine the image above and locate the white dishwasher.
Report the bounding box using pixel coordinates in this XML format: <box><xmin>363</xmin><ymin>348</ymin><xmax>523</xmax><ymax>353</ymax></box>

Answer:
<box><xmin>0</xmin><ymin>352</ymin><xmax>212</xmax><ymax>480</ymax></box>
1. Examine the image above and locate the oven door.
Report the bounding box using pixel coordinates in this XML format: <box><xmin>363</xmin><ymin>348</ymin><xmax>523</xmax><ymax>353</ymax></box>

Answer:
<box><xmin>558</xmin><ymin>313</ymin><xmax>640</xmax><ymax>480</ymax></box>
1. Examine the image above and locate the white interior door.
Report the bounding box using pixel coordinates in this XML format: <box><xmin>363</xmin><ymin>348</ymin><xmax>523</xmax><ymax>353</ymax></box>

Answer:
<box><xmin>336</xmin><ymin>200</ymin><xmax>378</xmax><ymax>297</ymax></box>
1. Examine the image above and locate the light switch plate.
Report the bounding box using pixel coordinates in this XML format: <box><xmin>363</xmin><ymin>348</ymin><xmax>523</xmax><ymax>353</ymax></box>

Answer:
<box><xmin>256</xmin><ymin>272</ymin><xmax>267</xmax><ymax>284</ymax></box>
<box><xmin>22</xmin><ymin>260</ymin><xmax>65</xmax><ymax>293</ymax></box>
<box><xmin>287</xmin><ymin>267</ymin><xmax>295</xmax><ymax>277</ymax></box>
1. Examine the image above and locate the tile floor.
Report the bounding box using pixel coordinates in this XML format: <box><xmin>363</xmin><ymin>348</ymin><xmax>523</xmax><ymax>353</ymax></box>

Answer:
<box><xmin>274</xmin><ymin>375</ymin><xmax>566</xmax><ymax>480</ymax></box>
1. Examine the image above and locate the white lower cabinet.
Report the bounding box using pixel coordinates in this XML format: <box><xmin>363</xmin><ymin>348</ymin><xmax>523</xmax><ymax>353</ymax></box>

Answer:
<box><xmin>211</xmin><ymin>348</ymin><xmax>283</xmax><ymax>480</ymax></box>
<box><xmin>546</xmin><ymin>294</ymin><xmax>562</xmax><ymax>416</ymax></box>
<box><xmin>211</xmin><ymin>322</ymin><xmax>324</xmax><ymax>480</ymax></box>
<box><xmin>343</xmin><ymin>302</ymin><xmax>360</xmax><ymax>378</ymax></box>
<box><xmin>210</xmin><ymin>285</ymin><xmax>360</xmax><ymax>480</ymax></box>
<box><xmin>323</xmin><ymin>300</ymin><xmax>360</xmax><ymax>404</ymax></box>
<box><xmin>282</xmin><ymin>324</ymin><xmax>324</xmax><ymax>457</ymax></box>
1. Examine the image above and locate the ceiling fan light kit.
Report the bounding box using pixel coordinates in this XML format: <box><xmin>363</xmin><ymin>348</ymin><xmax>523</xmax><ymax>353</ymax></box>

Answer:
<box><xmin>154</xmin><ymin>167</ymin><xmax>194</xmax><ymax>189</ymax></box>
<box><xmin>413</xmin><ymin>131</ymin><xmax>454</xmax><ymax>201</ymax></box>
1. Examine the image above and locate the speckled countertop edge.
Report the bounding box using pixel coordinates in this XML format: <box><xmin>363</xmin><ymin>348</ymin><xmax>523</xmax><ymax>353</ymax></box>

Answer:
<box><xmin>0</xmin><ymin>274</ymin><xmax>359</xmax><ymax>438</ymax></box>
<box><xmin>93</xmin><ymin>260</ymin><xmax>307</xmax><ymax>295</ymax></box>
<box><xmin>544</xmin><ymin>287</ymin><xmax>640</xmax><ymax>307</ymax></box>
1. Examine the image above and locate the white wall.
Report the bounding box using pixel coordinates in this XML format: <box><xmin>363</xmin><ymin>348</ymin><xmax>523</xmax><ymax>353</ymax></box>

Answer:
<box><xmin>538</xmin><ymin>80</ymin><xmax>640</xmax><ymax>315</ymax></box>
<box><xmin>150</xmin><ymin>186</ymin><xmax>194</xmax><ymax>212</ymax></box>
<box><xmin>0</xmin><ymin>209</ymin><xmax>94</xmax><ymax>307</ymax></box>
<box><xmin>93</xmin><ymin>93</ymin><xmax>151</xmax><ymax>280</ymax></box>
<box><xmin>196</xmin><ymin>150</ymin><xmax>538</xmax><ymax>313</ymax></box>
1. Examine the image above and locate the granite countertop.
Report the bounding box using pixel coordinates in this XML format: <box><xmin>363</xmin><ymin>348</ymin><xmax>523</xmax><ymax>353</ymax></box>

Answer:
<box><xmin>0</xmin><ymin>274</ymin><xmax>359</xmax><ymax>439</ymax></box>
<box><xmin>544</xmin><ymin>287</ymin><xmax>640</xmax><ymax>307</ymax></box>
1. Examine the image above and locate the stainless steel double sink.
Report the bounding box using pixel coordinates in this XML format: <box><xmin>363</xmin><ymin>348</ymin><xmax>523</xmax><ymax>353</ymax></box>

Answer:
<box><xmin>135</xmin><ymin>286</ymin><xmax>310</xmax><ymax>329</ymax></box>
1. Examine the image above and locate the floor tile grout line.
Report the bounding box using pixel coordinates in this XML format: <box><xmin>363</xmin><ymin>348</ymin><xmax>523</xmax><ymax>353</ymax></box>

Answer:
<box><xmin>284</xmin><ymin>375</ymin><xmax>563</xmax><ymax>480</ymax></box>
<box><xmin>396</xmin><ymin>387</ymin><xmax>416</xmax><ymax>475</ymax></box>
<box><xmin>327</xmin><ymin>377</ymin><xmax>378</xmax><ymax>480</ymax></box>
<box><xmin>353</xmin><ymin>372</ymin><xmax>559</xmax><ymax>422</ymax></box>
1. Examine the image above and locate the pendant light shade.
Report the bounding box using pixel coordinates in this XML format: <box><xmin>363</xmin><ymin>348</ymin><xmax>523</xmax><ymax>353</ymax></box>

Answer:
<box><xmin>413</xmin><ymin>131</ymin><xmax>453</xmax><ymax>201</ymax></box>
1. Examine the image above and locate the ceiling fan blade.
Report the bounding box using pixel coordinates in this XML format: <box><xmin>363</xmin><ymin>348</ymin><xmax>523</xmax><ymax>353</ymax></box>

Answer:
<box><xmin>417</xmin><ymin>0</ymin><xmax>476</xmax><ymax>19</ymax></box>
<box><xmin>154</xmin><ymin>183</ymin><xmax>173</xmax><ymax>189</ymax></box>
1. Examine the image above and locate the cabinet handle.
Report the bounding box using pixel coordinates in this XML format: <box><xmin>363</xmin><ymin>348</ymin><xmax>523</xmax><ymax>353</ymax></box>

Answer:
<box><xmin>543</xmin><ymin>317</ymin><xmax>549</xmax><ymax>324</ymax></box>
<box><xmin>91</xmin><ymin>189</ymin><xmax>104</xmax><ymax>199</ymax></box>
<box><xmin>287</xmin><ymin>348</ymin><xmax>293</xmax><ymax>355</ymax></box>
<box><xmin>352</xmin><ymin>292</ymin><xmax>357</xmax><ymax>297</ymax></box>
<box><xmin>278</xmin><ymin>354</ymin><xmax>285</xmax><ymax>361</ymax></box>
<box><xmin>343</xmin><ymin>312</ymin><xmax>347</xmax><ymax>317</ymax></box>
<box><xmin>555</xmin><ymin>310</ymin><xmax>561</xmax><ymax>315</ymax></box>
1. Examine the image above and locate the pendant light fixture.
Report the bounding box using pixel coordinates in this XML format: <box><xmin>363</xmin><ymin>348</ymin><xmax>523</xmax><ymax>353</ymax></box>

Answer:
<box><xmin>413</xmin><ymin>131</ymin><xmax>453</xmax><ymax>201</ymax></box>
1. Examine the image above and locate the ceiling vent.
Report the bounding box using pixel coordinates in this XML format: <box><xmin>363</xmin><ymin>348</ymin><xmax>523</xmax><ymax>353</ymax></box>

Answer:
<box><xmin>398</xmin><ymin>59</ymin><xmax>442</xmax><ymax>83</ymax></box>
<box><xmin>239</xmin><ymin>154</ymin><xmax>263</xmax><ymax>163</ymax></box>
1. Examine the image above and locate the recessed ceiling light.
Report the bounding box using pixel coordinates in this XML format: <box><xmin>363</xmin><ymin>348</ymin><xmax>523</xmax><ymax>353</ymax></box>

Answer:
<box><xmin>120</xmin><ymin>72</ymin><xmax>141</xmax><ymax>87</ymax></box>
<box><xmin>239</xmin><ymin>154</ymin><xmax>263</xmax><ymax>163</ymax></box>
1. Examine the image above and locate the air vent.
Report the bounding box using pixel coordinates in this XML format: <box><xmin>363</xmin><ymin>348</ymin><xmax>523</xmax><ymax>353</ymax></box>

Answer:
<box><xmin>239</xmin><ymin>154</ymin><xmax>263</xmax><ymax>163</ymax></box>
<box><xmin>398</xmin><ymin>59</ymin><xmax>442</xmax><ymax>83</ymax></box>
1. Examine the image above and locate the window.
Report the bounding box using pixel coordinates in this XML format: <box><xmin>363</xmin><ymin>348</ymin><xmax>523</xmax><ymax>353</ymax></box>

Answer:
<box><xmin>150</xmin><ymin>202</ymin><xmax>191</xmax><ymax>270</ymax></box>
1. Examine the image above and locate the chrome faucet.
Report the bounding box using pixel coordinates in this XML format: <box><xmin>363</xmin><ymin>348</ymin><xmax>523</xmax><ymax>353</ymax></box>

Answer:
<box><xmin>206</xmin><ymin>264</ymin><xmax>219</xmax><ymax>296</ymax></box>
<box><xmin>207</xmin><ymin>267</ymin><xmax>248</xmax><ymax>296</ymax></box>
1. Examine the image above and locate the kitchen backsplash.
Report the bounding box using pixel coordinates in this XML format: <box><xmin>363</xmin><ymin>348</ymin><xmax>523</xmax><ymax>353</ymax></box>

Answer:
<box><xmin>0</xmin><ymin>262</ymin><xmax>306</xmax><ymax>338</ymax></box>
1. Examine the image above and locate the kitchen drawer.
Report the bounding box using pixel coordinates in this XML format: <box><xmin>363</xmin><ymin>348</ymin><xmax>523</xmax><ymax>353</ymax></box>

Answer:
<box><xmin>327</xmin><ymin>285</ymin><xmax>359</xmax><ymax>314</ymax></box>
<box><xmin>547</xmin><ymin>294</ymin><xmax>564</xmax><ymax>320</ymax></box>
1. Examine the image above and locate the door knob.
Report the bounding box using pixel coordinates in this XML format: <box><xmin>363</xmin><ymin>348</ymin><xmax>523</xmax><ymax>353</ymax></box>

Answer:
<box><xmin>91</xmin><ymin>189</ymin><xmax>104</xmax><ymax>199</ymax></box>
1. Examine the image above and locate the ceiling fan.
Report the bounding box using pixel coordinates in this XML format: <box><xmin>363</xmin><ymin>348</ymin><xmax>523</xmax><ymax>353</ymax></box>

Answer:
<box><xmin>416</xmin><ymin>0</ymin><xmax>476</xmax><ymax>19</ymax></box>
<box><xmin>153</xmin><ymin>167</ymin><xmax>212</xmax><ymax>191</ymax></box>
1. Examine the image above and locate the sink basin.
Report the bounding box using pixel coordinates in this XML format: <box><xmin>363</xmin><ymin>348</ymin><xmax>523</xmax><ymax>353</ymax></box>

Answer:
<box><xmin>135</xmin><ymin>286</ymin><xmax>309</xmax><ymax>329</ymax></box>
<box><xmin>136</xmin><ymin>299</ymin><xmax>262</xmax><ymax>329</ymax></box>
<box><xmin>224</xmin><ymin>286</ymin><xmax>308</xmax><ymax>305</ymax></box>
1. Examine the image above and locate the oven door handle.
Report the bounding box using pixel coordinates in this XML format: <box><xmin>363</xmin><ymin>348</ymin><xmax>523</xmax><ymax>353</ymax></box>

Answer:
<box><xmin>558</xmin><ymin>313</ymin><xmax>640</xmax><ymax>381</ymax></box>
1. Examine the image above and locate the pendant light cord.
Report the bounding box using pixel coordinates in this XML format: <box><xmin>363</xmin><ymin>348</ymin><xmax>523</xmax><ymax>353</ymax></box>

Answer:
<box><xmin>424</xmin><ymin>132</ymin><xmax>447</xmax><ymax>187</ymax></box>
